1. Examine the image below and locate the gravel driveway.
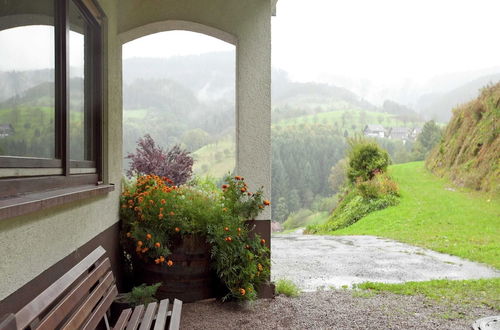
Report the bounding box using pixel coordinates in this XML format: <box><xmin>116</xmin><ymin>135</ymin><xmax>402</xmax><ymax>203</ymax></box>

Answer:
<box><xmin>271</xmin><ymin>234</ymin><xmax>500</xmax><ymax>291</ymax></box>
<box><xmin>181</xmin><ymin>290</ymin><xmax>494</xmax><ymax>329</ymax></box>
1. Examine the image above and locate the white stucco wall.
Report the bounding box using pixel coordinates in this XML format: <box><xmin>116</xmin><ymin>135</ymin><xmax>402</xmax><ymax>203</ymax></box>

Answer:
<box><xmin>0</xmin><ymin>0</ymin><xmax>272</xmax><ymax>301</ymax></box>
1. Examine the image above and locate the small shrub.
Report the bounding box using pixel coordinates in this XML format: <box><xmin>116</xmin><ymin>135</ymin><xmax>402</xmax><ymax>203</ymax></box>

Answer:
<box><xmin>121</xmin><ymin>283</ymin><xmax>161</xmax><ymax>307</ymax></box>
<box><xmin>347</xmin><ymin>138</ymin><xmax>390</xmax><ymax>183</ymax></box>
<box><xmin>275</xmin><ymin>279</ymin><xmax>301</xmax><ymax>297</ymax></box>
<box><xmin>282</xmin><ymin>209</ymin><xmax>313</xmax><ymax>230</ymax></box>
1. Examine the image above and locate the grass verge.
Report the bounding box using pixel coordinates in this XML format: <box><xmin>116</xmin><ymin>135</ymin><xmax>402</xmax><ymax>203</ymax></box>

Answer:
<box><xmin>275</xmin><ymin>279</ymin><xmax>301</xmax><ymax>297</ymax></box>
<box><xmin>354</xmin><ymin>278</ymin><xmax>500</xmax><ymax>311</ymax></box>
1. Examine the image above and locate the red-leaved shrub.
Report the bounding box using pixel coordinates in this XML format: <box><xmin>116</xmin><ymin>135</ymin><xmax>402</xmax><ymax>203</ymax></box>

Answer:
<box><xmin>126</xmin><ymin>134</ymin><xmax>193</xmax><ymax>185</ymax></box>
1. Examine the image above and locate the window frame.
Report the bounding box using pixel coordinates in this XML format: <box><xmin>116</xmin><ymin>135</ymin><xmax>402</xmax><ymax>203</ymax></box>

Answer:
<box><xmin>0</xmin><ymin>0</ymin><xmax>105</xmax><ymax>200</ymax></box>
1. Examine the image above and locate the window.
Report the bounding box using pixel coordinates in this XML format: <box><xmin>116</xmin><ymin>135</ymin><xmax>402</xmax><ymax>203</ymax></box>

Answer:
<box><xmin>0</xmin><ymin>0</ymin><xmax>106</xmax><ymax>202</ymax></box>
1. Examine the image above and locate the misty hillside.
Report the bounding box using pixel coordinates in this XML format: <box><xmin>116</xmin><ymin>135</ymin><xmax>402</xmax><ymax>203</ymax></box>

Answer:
<box><xmin>416</xmin><ymin>73</ymin><xmax>500</xmax><ymax>122</ymax></box>
<box><xmin>426</xmin><ymin>82</ymin><xmax>500</xmax><ymax>193</ymax></box>
<box><xmin>0</xmin><ymin>69</ymin><xmax>54</xmax><ymax>103</ymax></box>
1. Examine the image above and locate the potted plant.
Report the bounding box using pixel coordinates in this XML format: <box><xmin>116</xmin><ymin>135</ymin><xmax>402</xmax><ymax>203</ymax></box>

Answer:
<box><xmin>120</xmin><ymin>174</ymin><xmax>271</xmax><ymax>302</ymax></box>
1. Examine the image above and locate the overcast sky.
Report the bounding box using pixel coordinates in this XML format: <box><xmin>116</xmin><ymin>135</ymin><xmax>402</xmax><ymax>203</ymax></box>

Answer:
<box><xmin>2</xmin><ymin>0</ymin><xmax>500</xmax><ymax>87</ymax></box>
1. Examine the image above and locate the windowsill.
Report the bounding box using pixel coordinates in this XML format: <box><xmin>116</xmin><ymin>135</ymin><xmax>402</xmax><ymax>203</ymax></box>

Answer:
<box><xmin>0</xmin><ymin>184</ymin><xmax>115</xmax><ymax>221</ymax></box>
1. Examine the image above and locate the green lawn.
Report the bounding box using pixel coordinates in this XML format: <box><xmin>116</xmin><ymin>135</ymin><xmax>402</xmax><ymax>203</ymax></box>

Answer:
<box><xmin>331</xmin><ymin>161</ymin><xmax>500</xmax><ymax>269</ymax></box>
<box><xmin>355</xmin><ymin>278</ymin><xmax>500</xmax><ymax>310</ymax></box>
<box><xmin>192</xmin><ymin>137</ymin><xmax>235</xmax><ymax>179</ymax></box>
<box><xmin>274</xmin><ymin>109</ymin><xmax>421</xmax><ymax>129</ymax></box>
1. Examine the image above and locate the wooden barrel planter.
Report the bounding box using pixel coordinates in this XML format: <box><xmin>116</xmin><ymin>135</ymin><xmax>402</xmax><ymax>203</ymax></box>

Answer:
<box><xmin>133</xmin><ymin>234</ymin><xmax>221</xmax><ymax>303</ymax></box>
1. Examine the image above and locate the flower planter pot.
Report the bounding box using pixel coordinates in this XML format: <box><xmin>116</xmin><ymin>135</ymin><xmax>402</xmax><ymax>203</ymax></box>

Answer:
<box><xmin>133</xmin><ymin>234</ymin><xmax>221</xmax><ymax>303</ymax></box>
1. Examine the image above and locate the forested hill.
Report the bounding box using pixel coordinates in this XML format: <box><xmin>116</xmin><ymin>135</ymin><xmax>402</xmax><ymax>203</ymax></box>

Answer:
<box><xmin>426</xmin><ymin>83</ymin><xmax>500</xmax><ymax>193</ymax></box>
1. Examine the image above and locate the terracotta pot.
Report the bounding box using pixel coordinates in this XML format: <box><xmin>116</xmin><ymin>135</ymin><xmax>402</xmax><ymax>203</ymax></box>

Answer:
<box><xmin>133</xmin><ymin>234</ymin><xmax>221</xmax><ymax>303</ymax></box>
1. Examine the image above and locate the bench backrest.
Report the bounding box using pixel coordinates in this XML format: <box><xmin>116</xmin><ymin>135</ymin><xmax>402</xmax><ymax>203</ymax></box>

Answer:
<box><xmin>0</xmin><ymin>246</ymin><xmax>117</xmax><ymax>330</ymax></box>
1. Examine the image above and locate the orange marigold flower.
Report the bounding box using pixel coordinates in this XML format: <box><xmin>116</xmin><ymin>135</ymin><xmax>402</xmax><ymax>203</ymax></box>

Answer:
<box><xmin>128</xmin><ymin>200</ymin><xmax>134</xmax><ymax>205</ymax></box>
<box><xmin>159</xmin><ymin>256</ymin><xmax>165</xmax><ymax>263</ymax></box>
<box><xmin>169</xmin><ymin>211</ymin><xmax>175</xmax><ymax>216</ymax></box>
<box><xmin>247</xmin><ymin>192</ymin><xmax>252</xmax><ymax>196</ymax></box>
<box><xmin>149</xmin><ymin>200</ymin><xmax>154</xmax><ymax>204</ymax></box>
<box><xmin>237</xmin><ymin>228</ymin><xmax>241</xmax><ymax>232</ymax></box>
<box><xmin>137</xmin><ymin>241</ymin><xmax>143</xmax><ymax>247</ymax></box>
<box><xmin>126</xmin><ymin>232</ymin><xmax>131</xmax><ymax>238</ymax></box>
<box><xmin>263</xmin><ymin>200</ymin><xmax>271</xmax><ymax>206</ymax></box>
<box><xmin>155</xmin><ymin>242</ymin><xmax>161</xmax><ymax>248</ymax></box>
<box><xmin>240</xmin><ymin>187</ymin><xmax>247</xmax><ymax>192</ymax></box>
<box><xmin>258</xmin><ymin>205</ymin><xmax>264</xmax><ymax>209</ymax></box>
<box><xmin>141</xmin><ymin>248</ymin><xmax>148</xmax><ymax>253</ymax></box>
<box><xmin>138</xmin><ymin>197</ymin><xmax>144</xmax><ymax>203</ymax></box>
<box><xmin>154</xmin><ymin>259</ymin><xmax>160</xmax><ymax>264</ymax></box>
<box><xmin>167</xmin><ymin>260</ymin><xmax>174</xmax><ymax>267</ymax></box>
<box><xmin>222</xmin><ymin>207</ymin><xmax>228</xmax><ymax>212</ymax></box>
<box><xmin>225</xmin><ymin>237</ymin><xmax>232</xmax><ymax>242</ymax></box>
<box><xmin>134</xmin><ymin>206</ymin><xmax>140</xmax><ymax>211</ymax></box>
<box><xmin>161</xmin><ymin>199</ymin><xmax>166</xmax><ymax>205</ymax></box>
<box><xmin>224</xmin><ymin>227</ymin><xmax>229</xmax><ymax>231</ymax></box>
<box><xmin>234</xmin><ymin>176</ymin><xmax>242</xmax><ymax>180</ymax></box>
<box><xmin>260</xmin><ymin>239</ymin><xmax>266</xmax><ymax>245</ymax></box>
<box><xmin>258</xmin><ymin>263</ymin><xmax>263</xmax><ymax>272</ymax></box>
<box><xmin>222</xmin><ymin>184</ymin><xmax>229</xmax><ymax>189</ymax></box>
<box><xmin>239</xmin><ymin>288</ymin><xmax>246</xmax><ymax>296</ymax></box>
<box><xmin>146</xmin><ymin>233</ymin><xmax>152</xmax><ymax>240</ymax></box>
<box><xmin>158</xmin><ymin>213</ymin><xmax>164</xmax><ymax>219</ymax></box>
<box><xmin>175</xmin><ymin>227</ymin><xmax>180</xmax><ymax>232</ymax></box>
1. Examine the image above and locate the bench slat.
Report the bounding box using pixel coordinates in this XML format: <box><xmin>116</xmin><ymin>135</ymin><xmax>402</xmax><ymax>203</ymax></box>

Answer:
<box><xmin>16</xmin><ymin>246</ymin><xmax>106</xmax><ymax>329</ymax></box>
<box><xmin>34</xmin><ymin>258</ymin><xmax>112</xmax><ymax>330</ymax></box>
<box><xmin>82</xmin><ymin>285</ymin><xmax>118</xmax><ymax>330</ymax></box>
<box><xmin>114</xmin><ymin>308</ymin><xmax>132</xmax><ymax>330</ymax></box>
<box><xmin>125</xmin><ymin>305</ymin><xmax>144</xmax><ymax>330</ymax></box>
<box><xmin>138</xmin><ymin>302</ymin><xmax>157</xmax><ymax>330</ymax></box>
<box><xmin>168</xmin><ymin>299</ymin><xmax>182</xmax><ymax>330</ymax></box>
<box><xmin>153</xmin><ymin>299</ymin><xmax>169</xmax><ymax>330</ymax></box>
<box><xmin>60</xmin><ymin>270</ymin><xmax>114</xmax><ymax>330</ymax></box>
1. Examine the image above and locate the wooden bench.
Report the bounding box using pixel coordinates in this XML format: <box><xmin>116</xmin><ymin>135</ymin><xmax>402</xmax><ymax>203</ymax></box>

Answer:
<box><xmin>0</xmin><ymin>246</ymin><xmax>182</xmax><ymax>330</ymax></box>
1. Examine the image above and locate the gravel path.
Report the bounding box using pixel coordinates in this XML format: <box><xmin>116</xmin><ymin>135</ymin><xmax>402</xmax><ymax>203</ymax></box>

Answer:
<box><xmin>181</xmin><ymin>290</ymin><xmax>495</xmax><ymax>329</ymax></box>
<box><xmin>271</xmin><ymin>234</ymin><xmax>500</xmax><ymax>291</ymax></box>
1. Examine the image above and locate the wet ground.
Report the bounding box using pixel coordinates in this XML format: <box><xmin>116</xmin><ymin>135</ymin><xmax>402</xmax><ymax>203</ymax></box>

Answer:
<box><xmin>271</xmin><ymin>234</ymin><xmax>500</xmax><ymax>291</ymax></box>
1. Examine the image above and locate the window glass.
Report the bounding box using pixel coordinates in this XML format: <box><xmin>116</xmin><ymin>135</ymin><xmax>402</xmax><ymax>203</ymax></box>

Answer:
<box><xmin>69</xmin><ymin>0</ymin><xmax>90</xmax><ymax>161</ymax></box>
<box><xmin>0</xmin><ymin>1</ymin><xmax>55</xmax><ymax>158</ymax></box>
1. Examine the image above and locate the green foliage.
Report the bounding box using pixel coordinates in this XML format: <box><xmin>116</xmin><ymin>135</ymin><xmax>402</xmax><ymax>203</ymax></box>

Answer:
<box><xmin>427</xmin><ymin>83</ymin><xmax>500</xmax><ymax>193</ymax></box>
<box><xmin>282</xmin><ymin>209</ymin><xmax>313</xmax><ymax>230</ymax></box>
<box><xmin>326</xmin><ymin>162</ymin><xmax>500</xmax><ymax>269</ymax></box>
<box><xmin>347</xmin><ymin>137</ymin><xmax>390</xmax><ymax>183</ymax></box>
<box><xmin>411</xmin><ymin>120</ymin><xmax>442</xmax><ymax>160</ymax></box>
<box><xmin>328</xmin><ymin>158</ymin><xmax>348</xmax><ymax>193</ymax></box>
<box><xmin>355</xmin><ymin>278</ymin><xmax>500</xmax><ymax>310</ymax></box>
<box><xmin>356</xmin><ymin>173</ymin><xmax>399</xmax><ymax>199</ymax></box>
<box><xmin>275</xmin><ymin>279</ymin><xmax>301</xmax><ymax>297</ymax></box>
<box><xmin>308</xmin><ymin>141</ymin><xmax>399</xmax><ymax>233</ymax></box>
<box><xmin>120</xmin><ymin>174</ymin><xmax>271</xmax><ymax>301</ymax></box>
<box><xmin>122</xmin><ymin>283</ymin><xmax>162</xmax><ymax>307</ymax></box>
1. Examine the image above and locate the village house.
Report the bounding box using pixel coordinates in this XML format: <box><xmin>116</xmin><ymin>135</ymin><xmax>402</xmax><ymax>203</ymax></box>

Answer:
<box><xmin>363</xmin><ymin>124</ymin><xmax>385</xmax><ymax>138</ymax></box>
<box><xmin>387</xmin><ymin>126</ymin><xmax>412</xmax><ymax>141</ymax></box>
<box><xmin>0</xmin><ymin>0</ymin><xmax>276</xmax><ymax>314</ymax></box>
<box><xmin>0</xmin><ymin>124</ymin><xmax>14</xmax><ymax>138</ymax></box>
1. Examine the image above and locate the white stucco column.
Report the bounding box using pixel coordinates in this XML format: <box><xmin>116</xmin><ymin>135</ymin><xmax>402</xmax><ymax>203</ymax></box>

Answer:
<box><xmin>234</xmin><ymin>5</ymin><xmax>272</xmax><ymax>221</ymax></box>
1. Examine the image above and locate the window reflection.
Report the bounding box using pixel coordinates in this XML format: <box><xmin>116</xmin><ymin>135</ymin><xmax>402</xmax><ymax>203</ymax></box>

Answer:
<box><xmin>0</xmin><ymin>15</ymin><xmax>55</xmax><ymax>158</ymax></box>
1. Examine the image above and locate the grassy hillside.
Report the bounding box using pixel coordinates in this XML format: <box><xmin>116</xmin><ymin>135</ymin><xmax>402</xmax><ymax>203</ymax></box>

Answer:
<box><xmin>328</xmin><ymin>162</ymin><xmax>500</xmax><ymax>269</ymax></box>
<box><xmin>274</xmin><ymin>109</ymin><xmax>422</xmax><ymax>129</ymax></box>
<box><xmin>427</xmin><ymin>83</ymin><xmax>500</xmax><ymax>194</ymax></box>
<box><xmin>192</xmin><ymin>137</ymin><xmax>235</xmax><ymax>178</ymax></box>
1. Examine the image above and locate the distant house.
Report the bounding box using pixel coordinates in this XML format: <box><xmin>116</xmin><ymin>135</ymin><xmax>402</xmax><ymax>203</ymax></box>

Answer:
<box><xmin>388</xmin><ymin>127</ymin><xmax>411</xmax><ymax>141</ymax></box>
<box><xmin>410</xmin><ymin>127</ymin><xmax>422</xmax><ymax>140</ymax></box>
<box><xmin>363</xmin><ymin>124</ymin><xmax>385</xmax><ymax>138</ymax></box>
<box><xmin>0</xmin><ymin>124</ymin><xmax>14</xmax><ymax>138</ymax></box>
